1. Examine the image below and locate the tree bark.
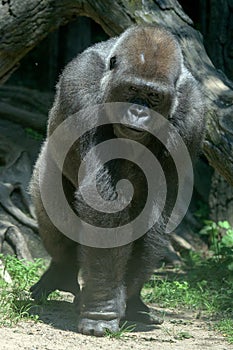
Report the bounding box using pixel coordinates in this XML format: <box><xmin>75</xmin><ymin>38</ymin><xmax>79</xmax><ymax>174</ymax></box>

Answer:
<box><xmin>0</xmin><ymin>85</ymin><xmax>51</xmax><ymax>132</ymax></box>
<box><xmin>209</xmin><ymin>171</ymin><xmax>233</xmax><ymax>226</ymax></box>
<box><xmin>198</xmin><ymin>0</ymin><xmax>233</xmax><ymax>225</ymax></box>
<box><xmin>200</xmin><ymin>0</ymin><xmax>233</xmax><ymax>81</ymax></box>
<box><xmin>0</xmin><ymin>0</ymin><xmax>233</xmax><ymax>186</ymax></box>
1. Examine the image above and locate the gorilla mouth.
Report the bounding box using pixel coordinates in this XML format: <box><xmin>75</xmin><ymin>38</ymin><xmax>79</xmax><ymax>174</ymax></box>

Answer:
<box><xmin>113</xmin><ymin>124</ymin><xmax>146</xmax><ymax>140</ymax></box>
<box><xmin>128</xmin><ymin>126</ymin><xmax>143</xmax><ymax>132</ymax></box>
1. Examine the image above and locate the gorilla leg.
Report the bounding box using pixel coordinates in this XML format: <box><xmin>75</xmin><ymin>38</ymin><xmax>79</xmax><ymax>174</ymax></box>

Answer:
<box><xmin>77</xmin><ymin>244</ymin><xmax>132</xmax><ymax>336</ymax></box>
<box><xmin>31</xmin><ymin>258</ymin><xmax>79</xmax><ymax>301</ymax></box>
<box><xmin>125</xmin><ymin>233</ymin><xmax>165</xmax><ymax>324</ymax></box>
<box><xmin>30</xmin><ymin>196</ymin><xmax>80</xmax><ymax>300</ymax></box>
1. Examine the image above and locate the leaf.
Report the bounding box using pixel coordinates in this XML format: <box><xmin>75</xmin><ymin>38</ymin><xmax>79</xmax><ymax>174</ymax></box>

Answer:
<box><xmin>218</xmin><ymin>221</ymin><xmax>231</xmax><ymax>230</ymax></box>
<box><xmin>227</xmin><ymin>262</ymin><xmax>233</xmax><ymax>271</ymax></box>
<box><xmin>221</xmin><ymin>234</ymin><xmax>233</xmax><ymax>248</ymax></box>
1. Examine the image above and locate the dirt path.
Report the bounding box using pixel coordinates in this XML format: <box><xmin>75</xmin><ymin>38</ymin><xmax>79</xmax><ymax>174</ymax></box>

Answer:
<box><xmin>0</xmin><ymin>294</ymin><xmax>231</xmax><ymax>350</ymax></box>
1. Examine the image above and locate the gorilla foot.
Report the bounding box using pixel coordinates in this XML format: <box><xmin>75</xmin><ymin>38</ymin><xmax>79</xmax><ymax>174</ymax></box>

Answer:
<box><xmin>78</xmin><ymin>314</ymin><xmax>119</xmax><ymax>336</ymax></box>
<box><xmin>30</xmin><ymin>262</ymin><xmax>79</xmax><ymax>301</ymax></box>
<box><xmin>126</xmin><ymin>310</ymin><xmax>164</xmax><ymax>325</ymax></box>
<box><xmin>125</xmin><ymin>296</ymin><xmax>163</xmax><ymax>325</ymax></box>
<box><xmin>30</xmin><ymin>279</ymin><xmax>54</xmax><ymax>301</ymax></box>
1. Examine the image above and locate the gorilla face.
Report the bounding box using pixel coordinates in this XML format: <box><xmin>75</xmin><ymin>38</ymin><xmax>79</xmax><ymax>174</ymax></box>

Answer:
<box><xmin>104</xmin><ymin>78</ymin><xmax>175</xmax><ymax>143</ymax></box>
<box><xmin>101</xmin><ymin>27</ymin><xmax>180</xmax><ymax>142</ymax></box>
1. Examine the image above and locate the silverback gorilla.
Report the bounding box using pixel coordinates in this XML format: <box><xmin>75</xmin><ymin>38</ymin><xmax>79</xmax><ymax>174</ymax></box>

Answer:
<box><xmin>30</xmin><ymin>25</ymin><xmax>205</xmax><ymax>336</ymax></box>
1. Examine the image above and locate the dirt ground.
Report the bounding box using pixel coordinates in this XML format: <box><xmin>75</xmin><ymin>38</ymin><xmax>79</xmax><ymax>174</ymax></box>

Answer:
<box><xmin>0</xmin><ymin>293</ymin><xmax>232</xmax><ymax>350</ymax></box>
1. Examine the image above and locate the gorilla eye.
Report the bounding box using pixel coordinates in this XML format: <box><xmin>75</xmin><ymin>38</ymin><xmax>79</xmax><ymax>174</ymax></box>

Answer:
<box><xmin>129</xmin><ymin>86</ymin><xmax>138</xmax><ymax>92</ymax></box>
<box><xmin>109</xmin><ymin>56</ymin><xmax>117</xmax><ymax>70</ymax></box>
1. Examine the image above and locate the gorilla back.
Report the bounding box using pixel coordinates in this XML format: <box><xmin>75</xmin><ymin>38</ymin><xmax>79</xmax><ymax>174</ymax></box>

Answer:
<box><xmin>30</xmin><ymin>25</ymin><xmax>205</xmax><ymax>336</ymax></box>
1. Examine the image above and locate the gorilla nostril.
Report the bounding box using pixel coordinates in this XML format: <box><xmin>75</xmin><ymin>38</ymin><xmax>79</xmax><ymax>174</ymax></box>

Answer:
<box><xmin>132</xmin><ymin>110</ymin><xmax>148</xmax><ymax>119</ymax></box>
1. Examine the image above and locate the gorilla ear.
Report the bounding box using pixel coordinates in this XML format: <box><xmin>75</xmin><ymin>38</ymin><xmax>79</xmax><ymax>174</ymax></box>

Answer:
<box><xmin>109</xmin><ymin>56</ymin><xmax>117</xmax><ymax>70</ymax></box>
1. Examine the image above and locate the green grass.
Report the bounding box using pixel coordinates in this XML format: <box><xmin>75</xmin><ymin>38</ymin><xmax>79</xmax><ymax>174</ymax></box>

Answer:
<box><xmin>142</xmin><ymin>251</ymin><xmax>233</xmax><ymax>343</ymax></box>
<box><xmin>105</xmin><ymin>321</ymin><xmax>136</xmax><ymax>339</ymax></box>
<box><xmin>215</xmin><ymin>319</ymin><xmax>233</xmax><ymax>343</ymax></box>
<box><xmin>0</xmin><ymin>254</ymin><xmax>47</xmax><ymax>326</ymax></box>
<box><xmin>142</xmin><ymin>220</ymin><xmax>233</xmax><ymax>343</ymax></box>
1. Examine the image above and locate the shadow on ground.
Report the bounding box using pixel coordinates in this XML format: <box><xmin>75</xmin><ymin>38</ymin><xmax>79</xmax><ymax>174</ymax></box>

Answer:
<box><xmin>29</xmin><ymin>296</ymin><xmax>167</xmax><ymax>334</ymax></box>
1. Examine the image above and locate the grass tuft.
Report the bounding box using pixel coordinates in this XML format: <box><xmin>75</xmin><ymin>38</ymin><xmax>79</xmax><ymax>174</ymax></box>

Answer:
<box><xmin>105</xmin><ymin>321</ymin><xmax>136</xmax><ymax>339</ymax></box>
<box><xmin>0</xmin><ymin>254</ymin><xmax>46</xmax><ymax>326</ymax></box>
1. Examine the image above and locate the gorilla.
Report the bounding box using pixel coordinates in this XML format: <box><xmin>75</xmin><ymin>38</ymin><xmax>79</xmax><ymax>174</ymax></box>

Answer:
<box><xmin>30</xmin><ymin>25</ymin><xmax>205</xmax><ymax>336</ymax></box>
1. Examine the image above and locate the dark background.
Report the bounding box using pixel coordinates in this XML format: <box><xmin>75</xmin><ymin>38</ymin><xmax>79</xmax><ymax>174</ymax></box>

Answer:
<box><xmin>6</xmin><ymin>0</ymin><xmax>233</xmax><ymax>92</ymax></box>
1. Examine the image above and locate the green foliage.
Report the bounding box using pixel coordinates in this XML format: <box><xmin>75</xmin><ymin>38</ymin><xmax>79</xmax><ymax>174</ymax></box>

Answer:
<box><xmin>142</xmin><ymin>277</ymin><xmax>220</xmax><ymax>313</ymax></box>
<box><xmin>0</xmin><ymin>255</ymin><xmax>46</xmax><ymax>326</ymax></box>
<box><xmin>2</xmin><ymin>254</ymin><xmax>45</xmax><ymax>284</ymax></box>
<box><xmin>142</xmin><ymin>243</ymin><xmax>233</xmax><ymax>343</ymax></box>
<box><xmin>199</xmin><ymin>220</ymin><xmax>233</xmax><ymax>271</ymax></box>
<box><xmin>215</xmin><ymin>319</ymin><xmax>233</xmax><ymax>343</ymax></box>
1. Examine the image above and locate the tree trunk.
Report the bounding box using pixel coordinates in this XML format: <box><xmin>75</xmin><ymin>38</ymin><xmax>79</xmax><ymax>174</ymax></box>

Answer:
<box><xmin>209</xmin><ymin>171</ymin><xmax>233</xmax><ymax>226</ymax></box>
<box><xmin>197</xmin><ymin>0</ymin><xmax>233</xmax><ymax>225</ymax></box>
<box><xmin>200</xmin><ymin>0</ymin><xmax>233</xmax><ymax>82</ymax></box>
<box><xmin>0</xmin><ymin>0</ymin><xmax>232</xmax><ymax>187</ymax></box>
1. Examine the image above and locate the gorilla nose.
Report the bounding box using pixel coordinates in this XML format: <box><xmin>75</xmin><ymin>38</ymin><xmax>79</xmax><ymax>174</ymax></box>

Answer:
<box><xmin>128</xmin><ymin>99</ymin><xmax>150</xmax><ymax>119</ymax></box>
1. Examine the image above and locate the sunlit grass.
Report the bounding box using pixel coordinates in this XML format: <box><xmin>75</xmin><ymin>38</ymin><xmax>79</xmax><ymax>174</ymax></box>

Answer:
<box><xmin>142</xmin><ymin>251</ymin><xmax>233</xmax><ymax>343</ymax></box>
<box><xmin>0</xmin><ymin>254</ymin><xmax>46</xmax><ymax>326</ymax></box>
